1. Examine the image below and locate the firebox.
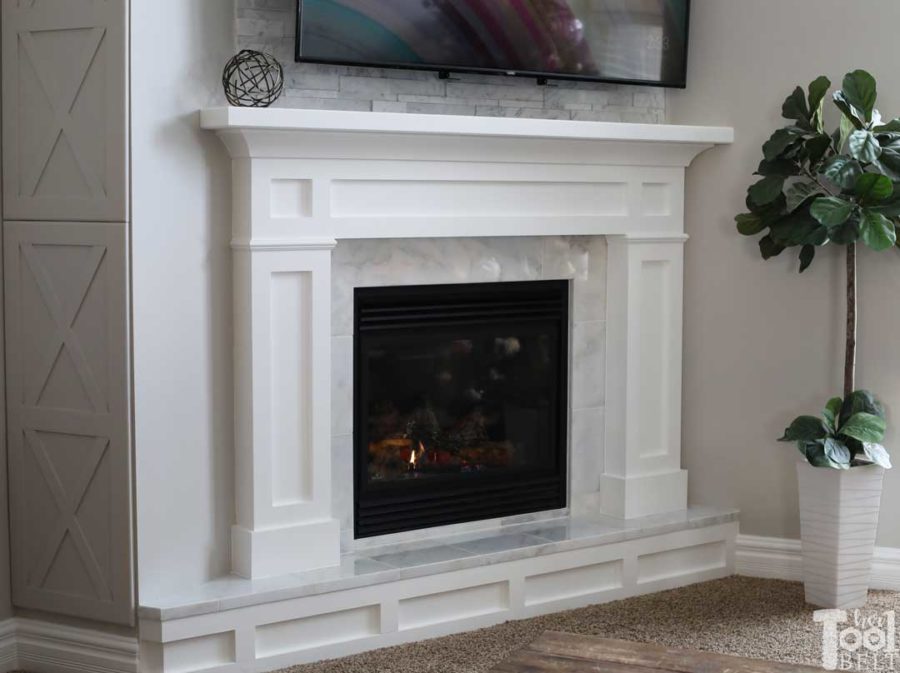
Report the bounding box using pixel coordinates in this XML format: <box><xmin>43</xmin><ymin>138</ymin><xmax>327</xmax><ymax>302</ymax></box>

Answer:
<box><xmin>353</xmin><ymin>280</ymin><xmax>569</xmax><ymax>538</ymax></box>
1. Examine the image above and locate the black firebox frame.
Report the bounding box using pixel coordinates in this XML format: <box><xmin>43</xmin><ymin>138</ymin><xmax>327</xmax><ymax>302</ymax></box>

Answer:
<box><xmin>353</xmin><ymin>280</ymin><xmax>569</xmax><ymax>539</ymax></box>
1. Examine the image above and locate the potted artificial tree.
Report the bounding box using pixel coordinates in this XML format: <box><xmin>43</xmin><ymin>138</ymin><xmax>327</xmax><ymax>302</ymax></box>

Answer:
<box><xmin>737</xmin><ymin>70</ymin><xmax>895</xmax><ymax>608</ymax></box>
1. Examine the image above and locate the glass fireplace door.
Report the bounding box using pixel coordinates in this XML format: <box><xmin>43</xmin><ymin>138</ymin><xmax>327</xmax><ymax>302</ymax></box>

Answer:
<box><xmin>354</xmin><ymin>280</ymin><xmax>569</xmax><ymax>538</ymax></box>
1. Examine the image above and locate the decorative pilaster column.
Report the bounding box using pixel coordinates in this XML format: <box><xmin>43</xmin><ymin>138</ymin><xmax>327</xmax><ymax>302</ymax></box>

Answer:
<box><xmin>599</xmin><ymin>234</ymin><xmax>688</xmax><ymax>519</ymax></box>
<box><xmin>231</xmin><ymin>237</ymin><xmax>341</xmax><ymax>578</ymax></box>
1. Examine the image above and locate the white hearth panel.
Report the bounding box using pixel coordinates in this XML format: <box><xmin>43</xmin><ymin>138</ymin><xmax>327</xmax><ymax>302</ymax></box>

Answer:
<box><xmin>139</xmin><ymin>509</ymin><xmax>738</xmax><ymax>672</ymax></box>
<box><xmin>200</xmin><ymin>108</ymin><xmax>732</xmax><ymax>580</ymax></box>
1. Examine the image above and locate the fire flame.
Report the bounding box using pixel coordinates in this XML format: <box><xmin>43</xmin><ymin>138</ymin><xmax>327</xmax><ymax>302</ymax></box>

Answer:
<box><xmin>409</xmin><ymin>442</ymin><xmax>425</xmax><ymax>469</ymax></box>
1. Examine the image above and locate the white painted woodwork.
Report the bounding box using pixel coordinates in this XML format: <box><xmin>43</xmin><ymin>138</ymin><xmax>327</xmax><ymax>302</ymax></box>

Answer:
<box><xmin>4</xmin><ymin>221</ymin><xmax>133</xmax><ymax>625</ymax></box>
<box><xmin>599</xmin><ymin>236</ymin><xmax>688</xmax><ymax>518</ymax></box>
<box><xmin>231</xmin><ymin>243</ymin><xmax>340</xmax><ymax>578</ymax></box>
<box><xmin>138</xmin><ymin>522</ymin><xmax>737</xmax><ymax>673</ymax></box>
<box><xmin>797</xmin><ymin>461</ymin><xmax>885</xmax><ymax>608</ymax></box>
<box><xmin>2</xmin><ymin>0</ymin><xmax>128</xmax><ymax>222</ymax></box>
<box><xmin>735</xmin><ymin>534</ymin><xmax>900</xmax><ymax>590</ymax></box>
<box><xmin>0</xmin><ymin>616</ymin><xmax>139</xmax><ymax>673</ymax></box>
<box><xmin>201</xmin><ymin>107</ymin><xmax>733</xmax><ymax>578</ymax></box>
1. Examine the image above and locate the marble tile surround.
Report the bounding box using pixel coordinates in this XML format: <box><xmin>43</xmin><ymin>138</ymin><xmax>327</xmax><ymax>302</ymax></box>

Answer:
<box><xmin>330</xmin><ymin>236</ymin><xmax>607</xmax><ymax>549</ymax></box>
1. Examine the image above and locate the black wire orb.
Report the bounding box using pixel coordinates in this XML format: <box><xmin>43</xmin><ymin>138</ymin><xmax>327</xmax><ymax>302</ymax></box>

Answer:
<box><xmin>222</xmin><ymin>49</ymin><xmax>284</xmax><ymax>108</ymax></box>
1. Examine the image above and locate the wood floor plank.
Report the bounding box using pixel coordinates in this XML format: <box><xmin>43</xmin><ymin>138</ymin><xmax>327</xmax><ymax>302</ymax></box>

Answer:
<box><xmin>490</xmin><ymin>632</ymin><xmax>824</xmax><ymax>673</ymax></box>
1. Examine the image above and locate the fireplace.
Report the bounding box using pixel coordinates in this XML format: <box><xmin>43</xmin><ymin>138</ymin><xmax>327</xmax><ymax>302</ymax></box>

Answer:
<box><xmin>354</xmin><ymin>280</ymin><xmax>569</xmax><ymax>538</ymax></box>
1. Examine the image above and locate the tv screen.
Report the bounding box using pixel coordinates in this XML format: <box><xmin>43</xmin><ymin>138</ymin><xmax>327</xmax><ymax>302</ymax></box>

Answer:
<box><xmin>295</xmin><ymin>0</ymin><xmax>690</xmax><ymax>88</ymax></box>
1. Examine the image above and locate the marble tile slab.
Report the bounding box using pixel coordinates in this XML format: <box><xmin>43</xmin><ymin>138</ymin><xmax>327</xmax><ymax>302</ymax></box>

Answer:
<box><xmin>370</xmin><ymin>544</ymin><xmax>478</xmax><ymax>569</ymax></box>
<box><xmin>454</xmin><ymin>533</ymin><xmax>551</xmax><ymax>555</ymax></box>
<box><xmin>139</xmin><ymin>507</ymin><xmax>739</xmax><ymax>621</ymax></box>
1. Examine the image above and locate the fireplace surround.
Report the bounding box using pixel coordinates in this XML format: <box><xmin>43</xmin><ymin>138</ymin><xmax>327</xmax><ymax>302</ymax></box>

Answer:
<box><xmin>354</xmin><ymin>280</ymin><xmax>569</xmax><ymax>538</ymax></box>
<box><xmin>133</xmin><ymin>108</ymin><xmax>736</xmax><ymax>672</ymax></box>
<box><xmin>198</xmin><ymin>107</ymin><xmax>733</xmax><ymax>580</ymax></box>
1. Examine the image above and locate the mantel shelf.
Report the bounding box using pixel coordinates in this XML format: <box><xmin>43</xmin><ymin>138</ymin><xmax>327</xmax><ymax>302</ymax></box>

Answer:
<box><xmin>200</xmin><ymin>106</ymin><xmax>733</xmax><ymax>146</ymax></box>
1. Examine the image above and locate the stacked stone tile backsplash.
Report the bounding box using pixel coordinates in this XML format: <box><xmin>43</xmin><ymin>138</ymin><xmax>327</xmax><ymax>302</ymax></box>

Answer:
<box><xmin>236</xmin><ymin>0</ymin><xmax>667</xmax><ymax>122</ymax></box>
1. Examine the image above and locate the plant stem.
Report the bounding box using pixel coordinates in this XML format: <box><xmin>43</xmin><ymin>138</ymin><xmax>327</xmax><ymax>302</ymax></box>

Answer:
<box><xmin>844</xmin><ymin>243</ymin><xmax>857</xmax><ymax>398</ymax></box>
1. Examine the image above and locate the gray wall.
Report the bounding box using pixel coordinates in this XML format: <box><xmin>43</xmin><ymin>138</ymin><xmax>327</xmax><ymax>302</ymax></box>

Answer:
<box><xmin>669</xmin><ymin>0</ymin><xmax>900</xmax><ymax>547</ymax></box>
<box><xmin>236</xmin><ymin>0</ymin><xmax>666</xmax><ymax>122</ymax></box>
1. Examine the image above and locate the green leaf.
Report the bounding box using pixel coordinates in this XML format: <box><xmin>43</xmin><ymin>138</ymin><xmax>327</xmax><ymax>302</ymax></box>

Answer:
<box><xmin>849</xmin><ymin>130</ymin><xmax>881</xmax><ymax>163</ymax></box>
<box><xmin>759</xmin><ymin>235</ymin><xmax>784</xmax><ymax>260</ymax></box>
<box><xmin>782</xmin><ymin>86</ymin><xmax>810</xmax><ymax>126</ymax></box>
<box><xmin>802</xmin><ymin>440</ymin><xmax>846</xmax><ymax>469</ymax></box>
<box><xmin>748</xmin><ymin>175</ymin><xmax>786</xmax><ymax>207</ymax></box>
<box><xmin>859</xmin><ymin>443</ymin><xmax>893</xmax><ymax>469</ymax></box>
<box><xmin>821</xmin><ymin>156</ymin><xmax>862</xmax><ymax>190</ymax></box>
<box><xmin>763</xmin><ymin>127</ymin><xmax>805</xmax><ymax>161</ymax></box>
<box><xmin>735</xmin><ymin>212</ymin><xmax>765</xmax><ymax>236</ymax></box>
<box><xmin>824</xmin><ymin>397</ymin><xmax>843</xmax><ymax>432</ymax></box>
<box><xmin>808</xmin><ymin>76</ymin><xmax>831</xmax><ymax>131</ymax></box>
<box><xmin>798</xmin><ymin>244</ymin><xmax>815</xmax><ymax>272</ymax></box>
<box><xmin>878</xmin><ymin>135</ymin><xmax>900</xmax><ymax>175</ymax></box>
<box><xmin>779</xmin><ymin>415</ymin><xmax>828</xmax><ymax>442</ymax></box>
<box><xmin>838</xmin><ymin>412</ymin><xmax>887</xmax><ymax>444</ymax></box>
<box><xmin>872</xmin><ymin>191</ymin><xmax>900</xmax><ymax>217</ymax></box>
<box><xmin>855</xmin><ymin>173</ymin><xmax>893</xmax><ymax>203</ymax></box>
<box><xmin>756</xmin><ymin>157</ymin><xmax>800</xmax><ymax>177</ymax></box>
<box><xmin>860</xmin><ymin>209</ymin><xmax>897</xmax><ymax>250</ymax></box>
<box><xmin>810</xmin><ymin>196</ymin><xmax>854</xmax><ymax>226</ymax></box>
<box><xmin>746</xmin><ymin>191</ymin><xmax>786</xmax><ymax>215</ymax></box>
<box><xmin>770</xmin><ymin>209</ymin><xmax>826</xmax><ymax>246</ymax></box>
<box><xmin>785</xmin><ymin>181</ymin><xmax>824</xmax><ymax>212</ymax></box>
<box><xmin>840</xmin><ymin>390</ymin><xmax>886</xmax><ymax>426</ymax></box>
<box><xmin>828</xmin><ymin>213</ymin><xmax>862</xmax><ymax>244</ymax></box>
<box><xmin>805</xmin><ymin>135</ymin><xmax>832</xmax><ymax>165</ymax></box>
<box><xmin>834</xmin><ymin>91</ymin><xmax>867</xmax><ymax>130</ymax></box>
<box><xmin>874</xmin><ymin>118</ymin><xmax>900</xmax><ymax>133</ymax></box>
<box><xmin>823</xmin><ymin>437</ymin><xmax>852</xmax><ymax>467</ymax></box>
<box><xmin>842</xmin><ymin>69</ymin><xmax>877</xmax><ymax>122</ymax></box>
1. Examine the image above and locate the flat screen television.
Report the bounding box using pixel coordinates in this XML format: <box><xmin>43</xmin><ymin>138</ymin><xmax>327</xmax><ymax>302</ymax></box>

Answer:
<box><xmin>295</xmin><ymin>0</ymin><xmax>690</xmax><ymax>88</ymax></box>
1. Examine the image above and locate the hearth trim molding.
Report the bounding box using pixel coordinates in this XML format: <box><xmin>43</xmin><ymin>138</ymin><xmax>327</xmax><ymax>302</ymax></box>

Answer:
<box><xmin>0</xmin><ymin>617</ymin><xmax>138</xmax><ymax>673</ymax></box>
<box><xmin>139</xmin><ymin>522</ymin><xmax>737</xmax><ymax>673</ymax></box>
<box><xmin>201</xmin><ymin>108</ymin><xmax>733</xmax><ymax>579</ymax></box>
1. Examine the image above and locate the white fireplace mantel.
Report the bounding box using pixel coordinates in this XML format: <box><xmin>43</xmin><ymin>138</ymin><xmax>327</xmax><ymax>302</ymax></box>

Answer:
<box><xmin>201</xmin><ymin>107</ymin><xmax>733</xmax><ymax>579</ymax></box>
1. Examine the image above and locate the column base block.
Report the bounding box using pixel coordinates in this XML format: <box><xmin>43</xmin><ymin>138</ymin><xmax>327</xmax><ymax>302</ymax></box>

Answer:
<box><xmin>598</xmin><ymin>470</ymin><xmax>688</xmax><ymax>519</ymax></box>
<box><xmin>232</xmin><ymin>519</ymin><xmax>340</xmax><ymax>579</ymax></box>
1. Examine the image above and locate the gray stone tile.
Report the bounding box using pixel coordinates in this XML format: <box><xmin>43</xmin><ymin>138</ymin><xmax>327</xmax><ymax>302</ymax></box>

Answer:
<box><xmin>455</xmin><ymin>533</ymin><xmax>550</xmax><ymax>555</ymax></box>
<box><xmin>571</xmin><ymin>321</ymin><xmax>606</xmax><ymax>410</ymax></box>
<box><xmin>571</xmin><ymin>407</ymin><xmax>605</xmax><ymax>496</ymax></box>
<box><xmin>371</xmin><ymin>544</ymin><xmax>477</xmax><ymax>569</ymax></box>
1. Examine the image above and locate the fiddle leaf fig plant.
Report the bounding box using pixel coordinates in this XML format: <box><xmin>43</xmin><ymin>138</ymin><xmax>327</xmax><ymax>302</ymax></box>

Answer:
<box><xmin>737</xmin><ymin>69</ymin><xmax>900</xmax><ymax>271</ymax></box>
<box><xmin>737</xmin><ymin>69</ymin><xmax>895</xmax><ymax>470</ymax></box>
<box><xmin>779</xmin><ymin>390</ymin><xmax>892</xmax><ymax>469</ymax></box>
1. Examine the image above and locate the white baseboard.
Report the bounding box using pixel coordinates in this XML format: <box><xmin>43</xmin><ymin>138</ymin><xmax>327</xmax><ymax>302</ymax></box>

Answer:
<box><xmin>736</xmin><ymin>534</ymin><xmax>900</xmax><ymax>591</ymax></box>
<box><xmin>0</xmin><ymin>618</ymin><xmax>137</xmax><ymax>673</ymax></box>
<box><xmin>0</xmin><ymin>621</ymin><xmax>17</xmax><ymax>673</ymax></box>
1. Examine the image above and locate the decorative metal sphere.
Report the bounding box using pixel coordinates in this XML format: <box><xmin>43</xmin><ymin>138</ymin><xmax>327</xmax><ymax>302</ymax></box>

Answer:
<box><xmin>222</xmin><ymin>49</ymin><xmax>284</xmax><ymax>108</ymax></box>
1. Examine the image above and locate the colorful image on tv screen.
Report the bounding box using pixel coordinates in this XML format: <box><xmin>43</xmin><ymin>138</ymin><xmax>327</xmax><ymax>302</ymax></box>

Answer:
<box><xmin>298</xmin><ymin>0</ymin><xmax>689</xmax><ymax>85</ymax></box>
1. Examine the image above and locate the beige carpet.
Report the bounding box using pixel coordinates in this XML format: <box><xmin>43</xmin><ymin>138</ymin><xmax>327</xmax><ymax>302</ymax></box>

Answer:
<box><xmin>283</xmin><ymin>576</ymin><xmax>900</xmax><ymax>673</ymax></box>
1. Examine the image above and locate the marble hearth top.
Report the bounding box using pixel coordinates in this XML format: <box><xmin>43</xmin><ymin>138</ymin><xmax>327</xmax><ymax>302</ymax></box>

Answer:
<box><xmin>139</xmin><ymin>507</ymin><xmax>738</xmax><ymax>621</ymax></box>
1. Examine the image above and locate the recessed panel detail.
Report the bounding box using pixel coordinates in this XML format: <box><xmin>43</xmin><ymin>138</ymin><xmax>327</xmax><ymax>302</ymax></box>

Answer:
<box><xmin>331</xmin><ymin>180</ymin><xmax>627</xmax><ymax>218</ymax></box>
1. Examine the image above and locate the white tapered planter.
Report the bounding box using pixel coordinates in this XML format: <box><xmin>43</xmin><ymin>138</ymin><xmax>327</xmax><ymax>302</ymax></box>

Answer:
<box><xmin>797</xmin><ymin>461</ymin><xmax>885</xmax><ymax>608</ymax></box>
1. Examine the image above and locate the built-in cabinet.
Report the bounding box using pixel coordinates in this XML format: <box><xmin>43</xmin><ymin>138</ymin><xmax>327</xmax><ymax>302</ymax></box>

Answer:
<box><xmin>1</xmin><ymin>0</ymin><xmax>133</xmax><ymax>625</ymax></box>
